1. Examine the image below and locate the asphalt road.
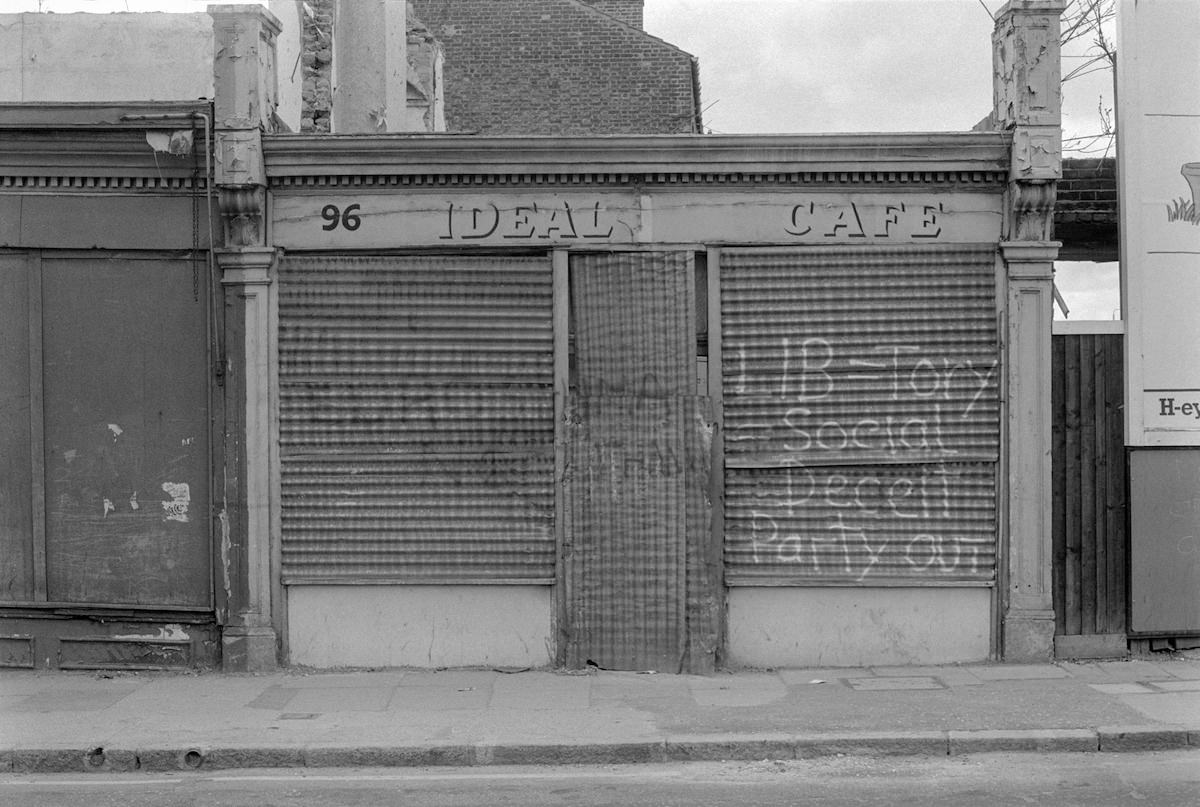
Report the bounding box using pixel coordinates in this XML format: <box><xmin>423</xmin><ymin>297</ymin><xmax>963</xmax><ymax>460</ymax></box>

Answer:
<box><xmin>3</xmin><ymin>751</ymin><xmax>1199</xmax><ymax>806</ymax></box>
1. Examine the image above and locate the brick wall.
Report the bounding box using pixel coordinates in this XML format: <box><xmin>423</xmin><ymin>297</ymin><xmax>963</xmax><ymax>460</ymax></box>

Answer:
<box><xmin>582</xmin><ymin>0</ymin><xmax>644</xmax><ymax>29</ymax></box>
<box><xmin>1055</xmin><ymin>157</ymin><xmax>1118</xmax><ymax>261</ymax></box>
<box><xmin>410</xmin><ymin>0</ymin><xmax>700</xmax><ymax>135</ymax></box>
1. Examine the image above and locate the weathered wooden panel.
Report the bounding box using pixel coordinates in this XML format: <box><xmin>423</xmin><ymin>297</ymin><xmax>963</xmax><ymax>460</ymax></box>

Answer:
<box><xmin>0</xmin><ymin>616</ymin><xmax>218</xmax><ymax>670</ymax></box>
<box><xmin>0</xmin><ymin>635</ymin><xmax>34</xmax><ymax>668</ymax></box>
<box><xmin>58</xmin><ymin>637</ymin><xmax>193</xmax><ymax>670</ymax></box>
<box><xmin>16</xmin><ymin>195</ymin><xmax>209</xmax><ymax>250</ymax></box>
<box><xmin>0</xmin><ymin>254</ymin><xmax>34</xmax><ymax>602</ymax></box>
<box><xmin>40</xmin><ymin>257</ymin><xmax>212</xmax><ymax>607</ymax></box>
<box><xmin>1052</xmin><ymin>332</ymin><xmax>1128</xmax><ymax>640</ymax></box>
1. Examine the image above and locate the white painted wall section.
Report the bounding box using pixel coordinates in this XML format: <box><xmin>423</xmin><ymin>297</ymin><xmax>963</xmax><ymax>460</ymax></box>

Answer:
<box><xmin>287</xmin><ymin>586</ymin><xmax>555</xmax><ymax>669</ymax></box>
<box><xmin>726</xmin><ymin>587</ymin><xmax>991</xmax><ymax>668</ymax></box>
<box><xmin>0</xmin><ymin>13</ymin><xmax>214</xmax><ymax>102</ymax></box>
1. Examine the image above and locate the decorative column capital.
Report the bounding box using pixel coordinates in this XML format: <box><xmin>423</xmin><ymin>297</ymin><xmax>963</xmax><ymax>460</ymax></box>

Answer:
<box><xmin>1001</xmin><ymin>240</ymin><xmax>1061</xmax><ymax>270</ymax></box>
<box><xmin>991</xmin><ymin>1</ymin><xmax>1065</xmax><ymax>246</ymax></box>
<box><xmin>216</xmin><ymin>246</ymin><xmax>277</xmax><ymax>285</ymax></box>
<box><xmin>217</xmin><ymin>185</ymin><xmax>267</xmax><ymax>249</ymax></box>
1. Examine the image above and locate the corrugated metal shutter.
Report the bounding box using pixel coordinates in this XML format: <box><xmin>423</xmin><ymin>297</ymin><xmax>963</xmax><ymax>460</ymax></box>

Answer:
<box><xmin>563</xmin><ymin>252</ymin><xmax>717</xmax><ymax>673</ymax></box>
<box><xmin>278</xmin><ymin>255</ymin><xmax>554</xmax><ymax>583</ymax></box>
<box><xmin>721</xmin><ymin>245</ymin><xmax>999</xmax><ymax>585</ymax></box>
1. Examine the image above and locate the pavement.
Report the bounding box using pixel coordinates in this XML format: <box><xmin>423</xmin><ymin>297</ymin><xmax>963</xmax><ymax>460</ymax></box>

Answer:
<box><xmin>3</xmin><ymin>655</ymin><xmax>1200</xmax><ymax>774</ymax></box>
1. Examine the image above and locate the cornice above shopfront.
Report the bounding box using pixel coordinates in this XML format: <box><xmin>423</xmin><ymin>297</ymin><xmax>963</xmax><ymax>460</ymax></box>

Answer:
<box><xmin>262</xmin><ymin>132</ymin><xmax>1012</xmax><ymax>191</ymax></box>
<box><xmin>0</xmin><ymin>102</ymin><xmax>213</xmax><ymax>193</ymax></box>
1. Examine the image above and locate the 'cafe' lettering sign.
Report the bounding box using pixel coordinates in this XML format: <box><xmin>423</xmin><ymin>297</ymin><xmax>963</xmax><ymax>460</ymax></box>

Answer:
<box><xmin>271</xmin><ymin>191</ymin><xmax>1001</xmax><ymax>248</ymax></box>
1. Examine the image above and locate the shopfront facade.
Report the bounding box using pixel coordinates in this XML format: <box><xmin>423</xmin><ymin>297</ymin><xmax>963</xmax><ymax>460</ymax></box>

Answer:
<box><xmin>1</xmin><ymin>1</ymin><xmax>1065</xmax><ymax>672</ymax></box>
<box><xmin>254</xmin><ymin>124</ymin><xmax>1058</xmax><ymax>671</ymax></box>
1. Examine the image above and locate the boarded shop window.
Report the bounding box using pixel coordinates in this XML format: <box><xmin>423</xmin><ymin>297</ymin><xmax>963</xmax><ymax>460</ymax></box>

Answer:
<box><xmin>278</xmin><ymin>255</ymin><xmax>555</xmax><ymax>583</ymax></box>
<box><xmin>720</xmin><ymin>245</ymin><xmax>1000</xmax><ymax>585</ymax></box>
<box><xmin>0</xmin><ymin>253</ymin><xmax>212</xmax><ymax>608</ymax></box>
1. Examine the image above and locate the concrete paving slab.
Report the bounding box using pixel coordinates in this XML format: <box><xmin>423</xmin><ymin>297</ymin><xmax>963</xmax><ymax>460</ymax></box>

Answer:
<box><xmin>777</xmin><ymin>668</ymin><xmax>870</xmax><ymax>685</ymax></box>
<box><xmin>1107</xmin><ymin>692</ymin><xmax>1200</xmax><ymax>726</ymax></box>
<box><xmin>1150</xmin><ymin>680</ymin><xmax>1200</xmax><ymax>692</ymax></box>
<box><xmin>846</xmin><ymin>676</ymin><xmax>944</xmax><ymax>691</ymax></box>
<box><xmin>4</xmin><ymin>687</ymin><xmax>137</xmax><ymax>712</ymax></box>
<box><xmin>388</xmin><ymin>683</ymin><xmax>492</xmax><ymax>711</ymax></box>
<box><xmin>688</xmin><ymin>673</ymin><xmax>787</xmax><ymax>706</ymax></box>
<box><xmin>393</xmin><ymin>670</ymin><xmax>499</xmax><ymax>689</ymax></box>
<box><xmin>245</xmin><ymin>685</ymin><xmax>298</xmax><ymax>711</ymax></box>
<box><xmin>284</xmin><ymin>686</ymin><xmax>395</xmax><ymax>713</ymax></box>
<box><xmin>6</xmin><ymin>659</ymin><xmax>1200</xmax><ymax>773</ymax></box>
<box><xmin>871</xmin><ymin>666</ymin><xmax>985</xmax><ymax>686</ymax></box>
<box><xmin>1153</xmin><ymin>661</ymin><xmax>1200</xmax><ymax>680</ymax></box>
<box><xmin>967</xmin><ymin>664</ymin><xmax>1070</xmax><ymax>680</ymax></box>
<box><xmin>1056</xmin><ymin>662</ymin><xmax>1114</xmax><ymax>682</ymax></box>
<box><xmin>590</xmin><ymin>672</ymin><xmax>694</xmax><ymax>702</ymax></box>
<box><xmin>276</xmin><ymin>672</ymin><xmax>408</xmax><ymax>688</ymax></box>
<box><xmin>490</xmin><ymin>673</ymin><xmax>590</xmax><ymax>711</ymax></box>
<box><xmin>1094</xmin><ymin>660</ymin><xmax>1173</xmax><ymax>680</ymax></box>
<box><xmin>1089</xmin><ymin>682</ymin><xmax>1157</xmax><ymax>695</ymax></box>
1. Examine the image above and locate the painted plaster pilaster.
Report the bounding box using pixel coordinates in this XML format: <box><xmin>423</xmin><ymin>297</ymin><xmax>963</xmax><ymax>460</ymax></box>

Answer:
<box><xmin>1002</xmin><ymin>242</ymin><xmax>1059</xmax><ymax>660</ymax></box>
<box><xmin>992</xmin><ymin>1</ymin><xmax>1064</xmax><ymax>661</ymax></box>
<box><xmin>992</xmin><ymin>0</ymin><xmax>1066</xmax><ymax>241</ymax></box>
<box><xmin>210</xmin><ymin>5</ymin><xmax>282</xmax><ymax>671</ymax></box>
<box><xmin>217</xmin><ymin>249</ymin><xmax>278</xmax><ymax>671</ymax></box>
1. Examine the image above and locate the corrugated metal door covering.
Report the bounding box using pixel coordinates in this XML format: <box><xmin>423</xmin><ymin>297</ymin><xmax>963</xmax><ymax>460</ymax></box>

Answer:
<box><xmin>563</xmin><ymin>252</ymin><xmax>717</xmax><ymax>673</ymax></box>
<box><xmin>721</xmin><ymin>245</ymin><xmax>1000</xmax><ymax>585</ymax></box>
<box><xmin>278</xmin><ymin>255</ymin><xmax>554</xmax><ymax>583</ymax></box>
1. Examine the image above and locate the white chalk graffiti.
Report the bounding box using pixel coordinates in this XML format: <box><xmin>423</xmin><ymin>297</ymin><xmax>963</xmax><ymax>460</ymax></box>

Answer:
<box><xmin>728</xmin><ymin>337</ymin><xmax>998</xmax><ymax>462</ymax></box>
<box><xmin>742</xmin><ymin>465</ymin><xmax>992</xmax><ymax>581</ymax></box>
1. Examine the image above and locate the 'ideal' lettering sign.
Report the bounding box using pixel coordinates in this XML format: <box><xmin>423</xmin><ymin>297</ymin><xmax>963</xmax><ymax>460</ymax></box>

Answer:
<box><xmin>271</xmin><ymin>191</ymin><xmax>1001</xmax><ymax>248</ymax></box>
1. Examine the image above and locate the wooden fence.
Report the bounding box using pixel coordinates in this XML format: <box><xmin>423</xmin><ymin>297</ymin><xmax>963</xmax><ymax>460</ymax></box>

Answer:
<box><xmin>1050</xmin><ymin>327</ymin><xmax>1128</xmax><ymax>657</ymax></box>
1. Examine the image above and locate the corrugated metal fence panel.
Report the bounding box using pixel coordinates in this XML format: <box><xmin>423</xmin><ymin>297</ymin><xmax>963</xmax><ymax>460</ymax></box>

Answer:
<box><xmin>565</xmin><ymin>396</ymin><xmax>692</xmax><ymax>671</ymax></box>
<box><xmin>570</xmin><ymin>251</ymin><xmax>695</xmax><ymax>397</ymax></box>
<box><xmin>279</xmin><ymin>255</ymin><xmax>555</xmax><ymax>583</ymax></box>
<box><xmin>563</xmin><ymin>252</ymin><xmax>717</xmax><ymax>672</ymax></box>
<box><xmin>1051</xmin><ymin>332</ymin><xmax>1127</xmax><ymax>636</ymax></box>
<box><xmin>721</xmin><ymin>245</ymin><xmax>1000</xmax><ymax>585</ymax></box>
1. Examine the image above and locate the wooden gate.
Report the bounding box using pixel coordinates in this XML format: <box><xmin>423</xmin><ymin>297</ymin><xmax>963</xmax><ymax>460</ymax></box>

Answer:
<box><xmin>1051</xmin><ymin>325</ymin><xmax>1128</xmax><ymax>658</ymax></box>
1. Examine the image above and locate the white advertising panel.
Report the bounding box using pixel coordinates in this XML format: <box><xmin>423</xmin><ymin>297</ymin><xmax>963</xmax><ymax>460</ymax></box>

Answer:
<box><xmin>1119</xmin><ymin>0</ymin><xmax>1200</xmax><ymax>445</ymax></box>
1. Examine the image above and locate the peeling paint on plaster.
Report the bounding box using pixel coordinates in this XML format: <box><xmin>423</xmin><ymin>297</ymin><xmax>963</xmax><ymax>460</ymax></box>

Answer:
<box><xmin>112</xmin><ymin>624</ymin><xmax>190</xmax><ymax>642</ymax></box>
<box><xmin>161</xmin><ymin>481</ymin><xmax>191</xmax><ymax>523</ymax></box>
<box><xmin>219</xmin><ymin>506</ymin><xmax>232</xmax><ymax>600</ymax></box>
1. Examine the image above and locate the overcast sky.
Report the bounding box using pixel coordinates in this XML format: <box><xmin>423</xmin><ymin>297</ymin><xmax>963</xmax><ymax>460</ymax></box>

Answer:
<box><xmin>5</xmin><ymin>0</ymin><xmax>1119</xmax><ymax>318</ymax></box>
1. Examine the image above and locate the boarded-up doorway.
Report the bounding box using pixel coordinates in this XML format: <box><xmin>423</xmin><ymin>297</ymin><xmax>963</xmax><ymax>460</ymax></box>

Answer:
<box><xmin>561</xmin><ymin>251</ymin><xmax>718</xmax><ymax>673</ymax></box>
